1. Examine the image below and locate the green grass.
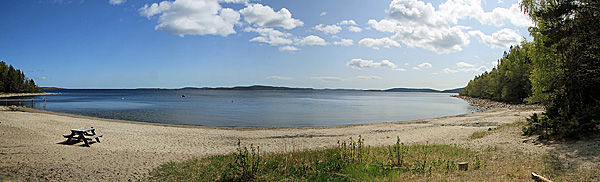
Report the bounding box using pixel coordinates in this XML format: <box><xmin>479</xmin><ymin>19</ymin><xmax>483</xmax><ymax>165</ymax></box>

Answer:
<box><xmin>149</xmin><ymin>139</ymin><xmax>480</xmax><ymax>181</ymax></box>
<box><xmin>148</xmin><ymin>133</ymin><xmax>599</xmax><ymax>181</ymax></box>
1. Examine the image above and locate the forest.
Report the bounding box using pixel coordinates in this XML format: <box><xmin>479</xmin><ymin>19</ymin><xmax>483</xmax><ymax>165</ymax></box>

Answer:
<box><xmin>0</xmin><ymin>61</ymin><xmax>40</xmax><ymax>93</ymax></box>
<box><xmin>460</xmin><ymin>0</ymin><xmax>599</xmax><ymax>137</ymax></box>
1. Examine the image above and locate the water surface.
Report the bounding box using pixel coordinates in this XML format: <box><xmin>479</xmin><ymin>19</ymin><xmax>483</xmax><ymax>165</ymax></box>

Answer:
<box><xmin>18</xmin><ymin>89</ymin><xmax>473</xmax><ymax>127</ymax></box>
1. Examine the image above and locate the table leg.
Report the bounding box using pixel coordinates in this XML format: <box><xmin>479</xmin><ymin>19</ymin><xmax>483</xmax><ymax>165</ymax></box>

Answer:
<box><xmin>66</xmin><ymin>131</ymin><xmax>76</xmax><ymax>144</ymax></box>
<box><xmin>80</xmin><ymin>133</ymin><xmax>90</xmax><ymax>147</ymax></box>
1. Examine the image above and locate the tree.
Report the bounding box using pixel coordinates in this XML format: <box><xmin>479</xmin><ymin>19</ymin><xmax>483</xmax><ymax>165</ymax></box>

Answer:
<box><xmin>521</xmin><ymin>0</ymin><xmax>600</xmax><ymax>136</ymax></box>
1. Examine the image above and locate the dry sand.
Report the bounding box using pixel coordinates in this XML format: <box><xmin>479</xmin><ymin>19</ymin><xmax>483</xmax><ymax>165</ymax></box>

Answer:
<box><xmin>0</xmin><ymin>106</ymin><xmax>594</xmax><ymax>181</ymax></box>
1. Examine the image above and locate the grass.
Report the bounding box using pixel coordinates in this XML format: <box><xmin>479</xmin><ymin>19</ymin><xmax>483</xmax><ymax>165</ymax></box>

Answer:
<box><xmin>147</xmin><ymin>129</ymin><xmax>599</xmax><ymax>181</ymax></box>
<box><xmin>469</xmin><ymin>122</ymin><xmax>525</xmax><ymax>139</ymax></box>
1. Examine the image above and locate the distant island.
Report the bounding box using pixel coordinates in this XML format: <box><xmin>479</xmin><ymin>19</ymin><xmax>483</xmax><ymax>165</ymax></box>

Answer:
<box><xmin>177</xmin><ymin>85</ymin><xmax>464</xmax><ymax>93</ymax></box>
<box><xmin>41</xmin><ymin>85</ymin><xmax>464</xmax><ymax>93</ymax></box>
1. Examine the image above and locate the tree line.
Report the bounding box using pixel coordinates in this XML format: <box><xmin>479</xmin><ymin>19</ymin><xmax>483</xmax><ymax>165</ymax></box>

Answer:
<box><xmin>460</xmin><ymin>0</ymin><xmax>599</xmax><ymax>137</ymax></box>
<box><xmin>0</xmin><ymin>61</ymin><xmax>40</xmax><ymax>93</ymax></box>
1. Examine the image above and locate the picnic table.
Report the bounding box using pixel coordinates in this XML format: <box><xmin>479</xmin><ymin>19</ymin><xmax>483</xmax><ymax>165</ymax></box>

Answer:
<box><xmin>63</xmin><ymin>127</ymin><xmax>102</xmax><ymax>147</ymax></box>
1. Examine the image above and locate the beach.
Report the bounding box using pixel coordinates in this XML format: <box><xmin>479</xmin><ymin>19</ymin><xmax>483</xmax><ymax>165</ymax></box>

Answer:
<box><xmin>0</xmin><ymin>105</ymin><xmax>562</xmax><ymax>181</ymax></box>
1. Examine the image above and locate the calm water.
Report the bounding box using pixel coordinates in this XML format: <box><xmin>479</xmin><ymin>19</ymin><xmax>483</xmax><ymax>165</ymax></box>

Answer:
<box><xmin>16</xmin><ymin>89</ymin><xmax>473</xmax><ymax>127</ymax></box>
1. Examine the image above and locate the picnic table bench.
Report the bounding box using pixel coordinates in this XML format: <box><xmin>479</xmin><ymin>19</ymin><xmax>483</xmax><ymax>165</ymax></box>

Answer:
<box><xmin>63</xmin><ymin>127</ymin><xmax>102</xmax><ymax>147</ymax></box>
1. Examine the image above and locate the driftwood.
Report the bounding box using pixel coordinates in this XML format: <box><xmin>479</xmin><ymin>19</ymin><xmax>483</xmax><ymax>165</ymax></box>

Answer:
<box><xmin>531</xmin><ymin>172</ymin><xmax>552</xmax><ymax>182</ymax></box>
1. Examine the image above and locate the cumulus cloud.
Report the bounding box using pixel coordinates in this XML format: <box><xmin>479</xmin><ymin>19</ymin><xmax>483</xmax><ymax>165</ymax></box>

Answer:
<box><xmin>366</xmin><ymin>0</ymin><xmax>471</xmax><ymax>54</ymax></box>
<box><xmin>333</xmin><ymin>39</ymin><xmax>353</xmax><ymax>46</ymax></box>
<box><xmin>310</xmin><ymin>77</ymin><xmax>344</xmax><ymax>82</ymax></box>
<box><xmin>442</xmin><ymin>68</ymin><xmax>459</xmax><ymax>73</ymax></box>
<box><xmin>357</xmin><ymin>76</ymin><xmax>383</xmax><ymax>80</ymax></box>
<box><xmin>419</xmin><ymin>62</ymin><xmax>433</xmax><ymax>68</ymax></box>
<box><xmin>365</xmin><ymin>0</ymin><xmax>531</xmax><ymax>54</ymax></box>
<box><xmin>240</xmin><ymin>4</ymin><xmax>303</xmax><ymax>29</ymax></box>
<box><xmin>244</xmin><ymin>27</ymin><xmax>293</xmax><ymax>46</ymax></box>
<box><xmin>313</xmin><ymin>24</ymin><xmax>342</xmax><ymax>34</ymax></box>
<box><xmin>278</xmin><ymin>46</ymin><xmax>299</xmax><ymax>52</ymax></box>
<box><xmin>347</xmin><ymin>26</ymin><xmax>362</xmax><ymax>32</ymax></box>
<box><xmin>468</xmin><ymin>28</ymin><xmax>523</xmax><ymax>49</ymax></box>
<box><xmin>338</xmin><ymin>20</ymin><xmax>357</xmax><ymax>25</ymax></box>
<box><xmin>459</xmin><ymin>66</ymin><xmax>488</xmax><ymax>72</ymax></box>
<box><xmin>320</xmin><ymin>12</ymin><xmax>327</xmax><ymax>16</ymax></box>
<box><xmin>297</xmin><ymin>35</ymin><xmax>328</xmax><ymax>46</ymax></box>
<box><xmin>266</xmin><ymin>76</ymin><xmax>293</xmax><ymax>80</ymax></box>
<box><xmin>346</xmin><ymin>59</ymin><xmax>398</xmax><ymax>69</ymax></box>
<box><xmin>109</xmin><ymin>0</ymin><xmax>125</xmax><ymax>5</ymax></box>
<box><xmin>139</xmin><ymin>0</ymin><xmax>241</xmax><ymax>37</ymax></box>
<box><xmin>358</xmin><ymin>37</ymin><xmax>400</xmax><ymax>50</ymax></box>
<box><xmin>438</xmin><ymin>0</ymin><xmax>532</xmax><ymax>27</ymax></box>
<box><xmin>394</xmin><ymin>68</ymin><xmax>407</xmax><ymax>71</ymax></box>
<box><xmin>457</xmin><ymin>61</ymin><xmax>475</xmax><ymax>67</ymax></box>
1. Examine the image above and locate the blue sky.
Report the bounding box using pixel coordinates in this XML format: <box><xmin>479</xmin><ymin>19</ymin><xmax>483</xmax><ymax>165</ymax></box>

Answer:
<box><xmin>1</xmin><ymin>0</ymin><xmax>532</xmax><ymax>90</ymax></box>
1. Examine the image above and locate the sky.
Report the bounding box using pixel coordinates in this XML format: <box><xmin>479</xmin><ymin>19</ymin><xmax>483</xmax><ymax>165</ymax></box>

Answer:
<box><xmin>0</xmin><ymin>0</ymin><xmax>533</xmax><ymax>90</ymax></box>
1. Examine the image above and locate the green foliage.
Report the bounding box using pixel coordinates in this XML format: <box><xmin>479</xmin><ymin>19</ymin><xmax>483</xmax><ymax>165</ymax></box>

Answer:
<box><xmin>150</xmin><ymin>137</ymin><xmax>484</xmax><ymax>181</ymax></box>
<box><xmin>459</xmin><ymin>43</ymin><xmax>533</xmax><ymax>104</ymax></box>
<box><xmin>520</xmin><ymin>0</ymin><xmax>600</xmax><ymax>137</ymax></box>
<box><xmin>463</xmin><ymin>0</ymin><xmax>599</xmax><ymax>137</ymax></box>
<box><xmin>221</xmin><ymin>139</ymin><xmax>261</xmax><ymax>181</ymax></box>
<box><xmin>0</xmin><ymin>61</ymin><xmax>40</xmax><ymax>93</ymax></box>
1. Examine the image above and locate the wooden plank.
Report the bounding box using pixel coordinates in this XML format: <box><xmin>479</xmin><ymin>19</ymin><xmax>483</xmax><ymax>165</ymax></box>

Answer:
<box><xmin>84</xmin><ymin>134</ymin><xmax>102</xmax><ymax>140</ymax></box>
<box><xmin>63</xmin><ymin>134</ymin><xmax>73</xmax><ymax>138</ymax></box>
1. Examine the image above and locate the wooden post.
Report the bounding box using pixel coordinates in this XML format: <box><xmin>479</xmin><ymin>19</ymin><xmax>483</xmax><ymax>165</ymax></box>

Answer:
<box><xmin>458</xmin><ymin>162</ymin><xmax>468</xmax><ymax>171</ymax></box>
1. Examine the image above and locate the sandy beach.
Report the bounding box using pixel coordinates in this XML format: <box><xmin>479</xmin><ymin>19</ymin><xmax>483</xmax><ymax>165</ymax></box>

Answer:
<box><xmin>1</xmin><ymin>106</ymin><xmax>596</xmax><ymax>181</ymax></box>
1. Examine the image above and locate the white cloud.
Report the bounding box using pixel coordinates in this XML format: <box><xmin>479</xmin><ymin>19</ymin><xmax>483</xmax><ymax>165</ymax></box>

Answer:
<box><xmin>278</xmin><ymin>46</ymin><xmax>299</xmax><ymax>52</ymax></box>
<box><xmin>338</xmin><ymin>20</ymin><xmax>357</xmax><ymax>25</ymax></box>
<box><xmin>346</xmin><ymin>59</ymin><xmax>398</xmax><ymax>69</ymax></box>
<box><xmin>240</xmin><ymin>4</ymin><xmax>303</xmax><ymax>29</ymax></box>
<box><xmin>412</xmin><ymin>67</ymin><xmax>421</xmax><ymax>70</ymax></box>
<box><xmin>320</xmin><ymin>12</ymin><xmax>327</xmax><ymax>16</ymax></box>
<box><xmin>313</xmin><ymin>24</ymin><xmax>342</xmax><ymax>34</ymax></box>
<box><xmin>457</xmin><ymin>61</ymin><xmax>475</xmax><ymax>67</ymax></box>
<box><xmin>468</xmin><ymin>28</ymin><xmax>523</xmax><ymax>49</ymax></box>
<box><xmin>418</xmin><ymin>62</ymin><xmax>433</xmax><ymax>69</ymax></box>
<box><xmin>442</xmin><ymin>68</ymin><xmax>459</xmax><ymax>73</ymax></box>
<box><xmin>459</xmin><ymin>65</ymin><xmax>488</xmax><ymax>72</ymax></box>
<box><xmin>266</xmin><ymin>76</ymin><xmax>293</xmax><ymax>80</ymax></box>
<box><xmin>366</xmin><ymin>0</ymin><xmax>471</xmax><ymax>54</ymax></box>
<box><xmin>310</xmin><ymin>77</ymin><xmax>343</xmax><ymax>82</ymax></box>
<box><xmin>366</xmin><ymin>0</ymin><xmax>531</xmax><ymax>54</ymax></box>
<box><xmin>244</xmin><ymin>27</ymin><xmax>293</xmax><ymax>46</ymax></box>
<box><xmin>357</xmin><ymin>76</ymin><xmax>383</xmax><ymax>80</ymax></box>
<box><xmin>347</xmin><ymin>26</ymin><xmax>362</xmax><ymax>32</ymax></box>
<box><xmin>297</xmin><ymin>35</ymin><xmax>328</xmax><ymax>46</ymax></box>
<box><xmin>394</xmin><ymin>68</ymin><xmax>407</xmax><ymax>71</ymax></box>
<box><xmin>333</xmin><ymin>39</ymin><xmax>353</xmax><ymax>46</ymax></box>
<box><xmin>358</xmin><ymin>37</ymin><xmax>400</xmax><ymax>50</ymax></box>
<box><xmin>109</xmin><ymin>0</ymin><xmax>125</xmax><ymax>5</ymax></box>
<box><xmin>438</xmin><ymin>0</ymin><xmax>532</xmax><ymax>27</ymax></box>
<box><xmin>139</xmin><ymin>0</ymin><xmax>241</xmax><ymax>37</ymax></box>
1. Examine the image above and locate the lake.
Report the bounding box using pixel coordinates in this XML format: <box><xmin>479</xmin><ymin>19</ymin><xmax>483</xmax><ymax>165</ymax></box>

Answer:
<box><xmin>16</xmin><ymin>89</ymin><xmax>473</xmax><ymax>127</ymax></box>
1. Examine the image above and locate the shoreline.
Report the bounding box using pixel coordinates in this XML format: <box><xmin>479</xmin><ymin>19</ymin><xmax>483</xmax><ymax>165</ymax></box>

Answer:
<box><xmin>452</xmin><ymin>95</ymin><xmax>542</xmax><ymax>112</ymax></box>
<box><xmin>0</xmin><ymin>92</ymin><xmax>62</xmax><ymax>98</ymax></box>
<box><xmin>0</xmin><ymin>105</ymin><xmax>544</xmax><ymax>181</ymax></box>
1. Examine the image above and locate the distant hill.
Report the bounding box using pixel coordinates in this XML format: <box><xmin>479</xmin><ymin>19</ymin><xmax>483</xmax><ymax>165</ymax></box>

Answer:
<box><xmin>51</xmin><ymin>85</ymin><xmax>464</xmax><ymax>93</ymax></box>
<box><xmin>384</xmin><ymin>87</ymin><xmax>464</xmax><ymax>93</ymax></box>
<box><xmin>440</xmin><ymin>87</ymin><xmax>464</xmax><ymax>93</ymax></box>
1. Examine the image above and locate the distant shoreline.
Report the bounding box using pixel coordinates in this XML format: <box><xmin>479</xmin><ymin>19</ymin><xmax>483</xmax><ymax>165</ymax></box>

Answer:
<box><xmin>0</xmin><ymin>92</ymin><xmax>62</xmax><ymax>98</ymax></box>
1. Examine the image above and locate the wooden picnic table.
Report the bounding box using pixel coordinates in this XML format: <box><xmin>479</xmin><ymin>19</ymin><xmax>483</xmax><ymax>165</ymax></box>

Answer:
<box><xmin>63</xmin><ymin>127</ymin><xmax>102</xmax><ymax>147</ymax></box>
